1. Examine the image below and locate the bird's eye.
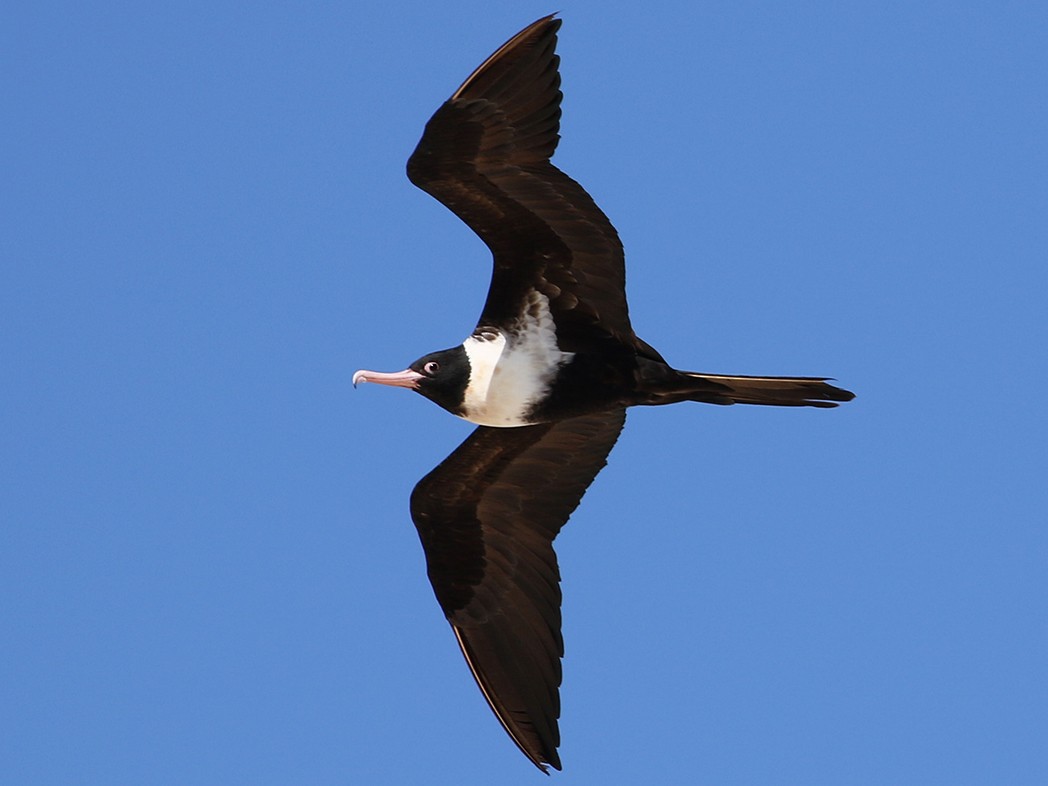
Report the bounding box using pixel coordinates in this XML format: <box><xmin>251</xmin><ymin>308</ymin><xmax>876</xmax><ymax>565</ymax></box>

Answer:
<box><xmin>423</xmin><ymin>361</ymin><xmax>440</xmax><ymax>376</ymax></box>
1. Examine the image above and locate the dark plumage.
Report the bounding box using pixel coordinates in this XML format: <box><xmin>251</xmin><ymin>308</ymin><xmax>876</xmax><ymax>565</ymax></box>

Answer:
<box><xmin>411</xmin><ymin>411</ymin><xmax>625</xmax><ymax>771</ymax></box>
<box><xmin>354</xmin><ymin>15</ymin><xmax>853</xmax><ymax>772</ymax></box>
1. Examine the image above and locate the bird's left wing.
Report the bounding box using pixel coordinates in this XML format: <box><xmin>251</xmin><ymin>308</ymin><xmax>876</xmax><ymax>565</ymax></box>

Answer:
<box><xmin>409</xmin><ymin>409</ymin><xmax>626</xmax><ymax>772</ymax></box>
<box><xmin>406</xmin><ymin>16</ymin><xmax>635</xmax><ymax>352</ymax></box>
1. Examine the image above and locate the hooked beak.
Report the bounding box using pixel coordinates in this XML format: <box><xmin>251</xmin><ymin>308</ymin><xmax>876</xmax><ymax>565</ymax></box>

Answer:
<box><xmin>352</xmin><ymin>368</ymin><xmax>423</xmax><ymax>390</ymax></box>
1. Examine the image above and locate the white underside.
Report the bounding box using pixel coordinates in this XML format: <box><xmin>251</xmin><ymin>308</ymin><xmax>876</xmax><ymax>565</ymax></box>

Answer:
<box><xmin>459</xmin><ymin>291</ymin><xmax>574</xmax><ymax>427</ymax></box>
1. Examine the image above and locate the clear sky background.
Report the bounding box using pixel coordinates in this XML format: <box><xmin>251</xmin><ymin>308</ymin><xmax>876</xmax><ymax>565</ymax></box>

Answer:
<box><xmin>4</xmin><ymin>2</ymin><xmax>1047</xmax><ymax>784</ymax></box>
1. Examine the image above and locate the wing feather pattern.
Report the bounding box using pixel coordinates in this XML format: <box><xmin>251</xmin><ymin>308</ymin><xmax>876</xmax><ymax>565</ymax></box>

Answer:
<box><xmin>410</xmin><ymin>410</ymin><xmax>626</xmax><ymax>772</ymax></box>
<box><xmin>406</xmin><ymin>16</ymin><xmax>633</xmax><ymax>350</ymax></box>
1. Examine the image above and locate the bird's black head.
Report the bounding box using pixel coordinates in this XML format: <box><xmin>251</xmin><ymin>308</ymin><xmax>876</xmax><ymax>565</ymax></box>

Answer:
<box><xmin>353</xmin><ymin>345</ymin><xmax>471</xmax><ymax>418</ymax></box>
<box><xmin>408</xmin><ymin>346</ymin><xmax>471</xmax><ymax>415</ymax></box>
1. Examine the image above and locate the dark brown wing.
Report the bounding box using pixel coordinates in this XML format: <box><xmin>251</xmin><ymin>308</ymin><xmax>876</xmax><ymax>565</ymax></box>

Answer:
<box><xmin>407</xmin><ymin>16</ymin><xmax>633</xmax><ymax>352</ymax></box>
<box><xmin>410</xmin><ymin>410</ymin><xmax>626</xmax><ymax>772</ymax></box>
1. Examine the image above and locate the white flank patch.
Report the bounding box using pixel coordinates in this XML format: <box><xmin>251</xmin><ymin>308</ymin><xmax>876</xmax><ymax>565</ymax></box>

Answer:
<box><xmin>460</xmin><ymin>291</ymin><xmax>574</xmax><ymax>427</ymax></box>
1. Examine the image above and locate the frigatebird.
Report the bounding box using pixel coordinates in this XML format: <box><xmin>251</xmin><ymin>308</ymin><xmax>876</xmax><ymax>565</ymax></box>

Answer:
<box><xmin>354</xmin><ymin>15</ymin><xmax>854</xmax><ymax>772</ymax></box>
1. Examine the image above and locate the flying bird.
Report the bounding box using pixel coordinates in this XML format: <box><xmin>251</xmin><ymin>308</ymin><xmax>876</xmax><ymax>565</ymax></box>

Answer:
<box><xmin>354</xmin><ymin>15</ymin><xmax>854</xmax><ymax>772</ymax></box>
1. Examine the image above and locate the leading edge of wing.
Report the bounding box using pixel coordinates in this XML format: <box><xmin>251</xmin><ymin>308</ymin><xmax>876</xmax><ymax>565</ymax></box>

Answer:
<box><xmin>405</xmin><ymin>16</ymin><xmax>633</xmax><ymax>339</ymax></box>
<box><xmin>409</xmin><ymin>410</ymin><xmax>627</xmax><ymax>772</ymax></box>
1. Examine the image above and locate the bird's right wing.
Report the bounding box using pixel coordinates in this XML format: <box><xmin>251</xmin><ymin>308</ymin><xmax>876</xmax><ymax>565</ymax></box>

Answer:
<box><xmin>410</xmin><ymin>409</ymin><xmax>626</xmax><ymax>772</ymax></box>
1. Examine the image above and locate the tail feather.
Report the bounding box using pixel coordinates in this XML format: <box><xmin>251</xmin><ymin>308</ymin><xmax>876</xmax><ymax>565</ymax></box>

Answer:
<box><xmin>681</xmin><ymin>372</ymin><xmax>855</xmax><ymax>408</ymax></box>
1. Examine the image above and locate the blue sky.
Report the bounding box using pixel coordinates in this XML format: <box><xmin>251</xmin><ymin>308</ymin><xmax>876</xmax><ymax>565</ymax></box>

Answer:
<box><xmin>4</xmin><ymin>1</ymin><xmax>1047</xmax><ymax>784</ymax></box>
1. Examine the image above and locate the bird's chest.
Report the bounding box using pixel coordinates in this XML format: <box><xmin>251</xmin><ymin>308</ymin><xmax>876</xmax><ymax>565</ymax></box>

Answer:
<box><xmin>459</xmin><ymin>293</ymin><xmax>574</xmax><ymax>427</ymax></box>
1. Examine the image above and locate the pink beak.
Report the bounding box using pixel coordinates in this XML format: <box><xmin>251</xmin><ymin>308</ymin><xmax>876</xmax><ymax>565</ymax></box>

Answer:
<box><xmin>352</xmin><ymin>368</ymin><xmax>424</xmax><ymax>389</ymax></box>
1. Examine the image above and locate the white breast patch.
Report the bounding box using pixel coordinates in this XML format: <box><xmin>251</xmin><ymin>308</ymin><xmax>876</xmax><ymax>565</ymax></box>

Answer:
<box><xmin>459</xmin><ymin>291</ymin><xmax>574</xmax><ymax>427</ymax></box>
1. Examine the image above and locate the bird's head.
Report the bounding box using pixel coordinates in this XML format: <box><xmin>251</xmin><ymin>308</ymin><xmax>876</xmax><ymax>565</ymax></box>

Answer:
<box><xmin>353</xmin><ymin>346</ymin><xmax>470</xmax><ymax>417</ymax></box>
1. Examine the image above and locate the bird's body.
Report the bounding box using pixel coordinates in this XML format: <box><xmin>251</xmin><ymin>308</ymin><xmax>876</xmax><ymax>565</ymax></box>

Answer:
<box><xmin>354</xmin><ymin>15</ymin><xmax>853</xmax><ymax>772</ymax></box>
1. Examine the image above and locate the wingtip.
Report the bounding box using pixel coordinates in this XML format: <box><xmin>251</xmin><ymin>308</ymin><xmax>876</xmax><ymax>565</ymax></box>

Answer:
<box><xmin>449</xmin><ymin>625</ymin><xmax>563</xmax><ymax>773</ymax></box>
<box><xmin>450</xmin><ymin>13</ymin><xmax>564</xmax><ymax>102</ymax></box>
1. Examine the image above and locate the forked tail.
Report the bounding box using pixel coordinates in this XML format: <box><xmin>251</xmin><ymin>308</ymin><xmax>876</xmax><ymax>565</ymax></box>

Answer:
<box><xmin>678</xmin><ymin>372</ymin><xmax>855</xmax><ymax>408</ymax></box>
<box><xmin>638</xmin><ymin>362</ymin><xmax>855</xmax><ymax>408</ymax></box>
